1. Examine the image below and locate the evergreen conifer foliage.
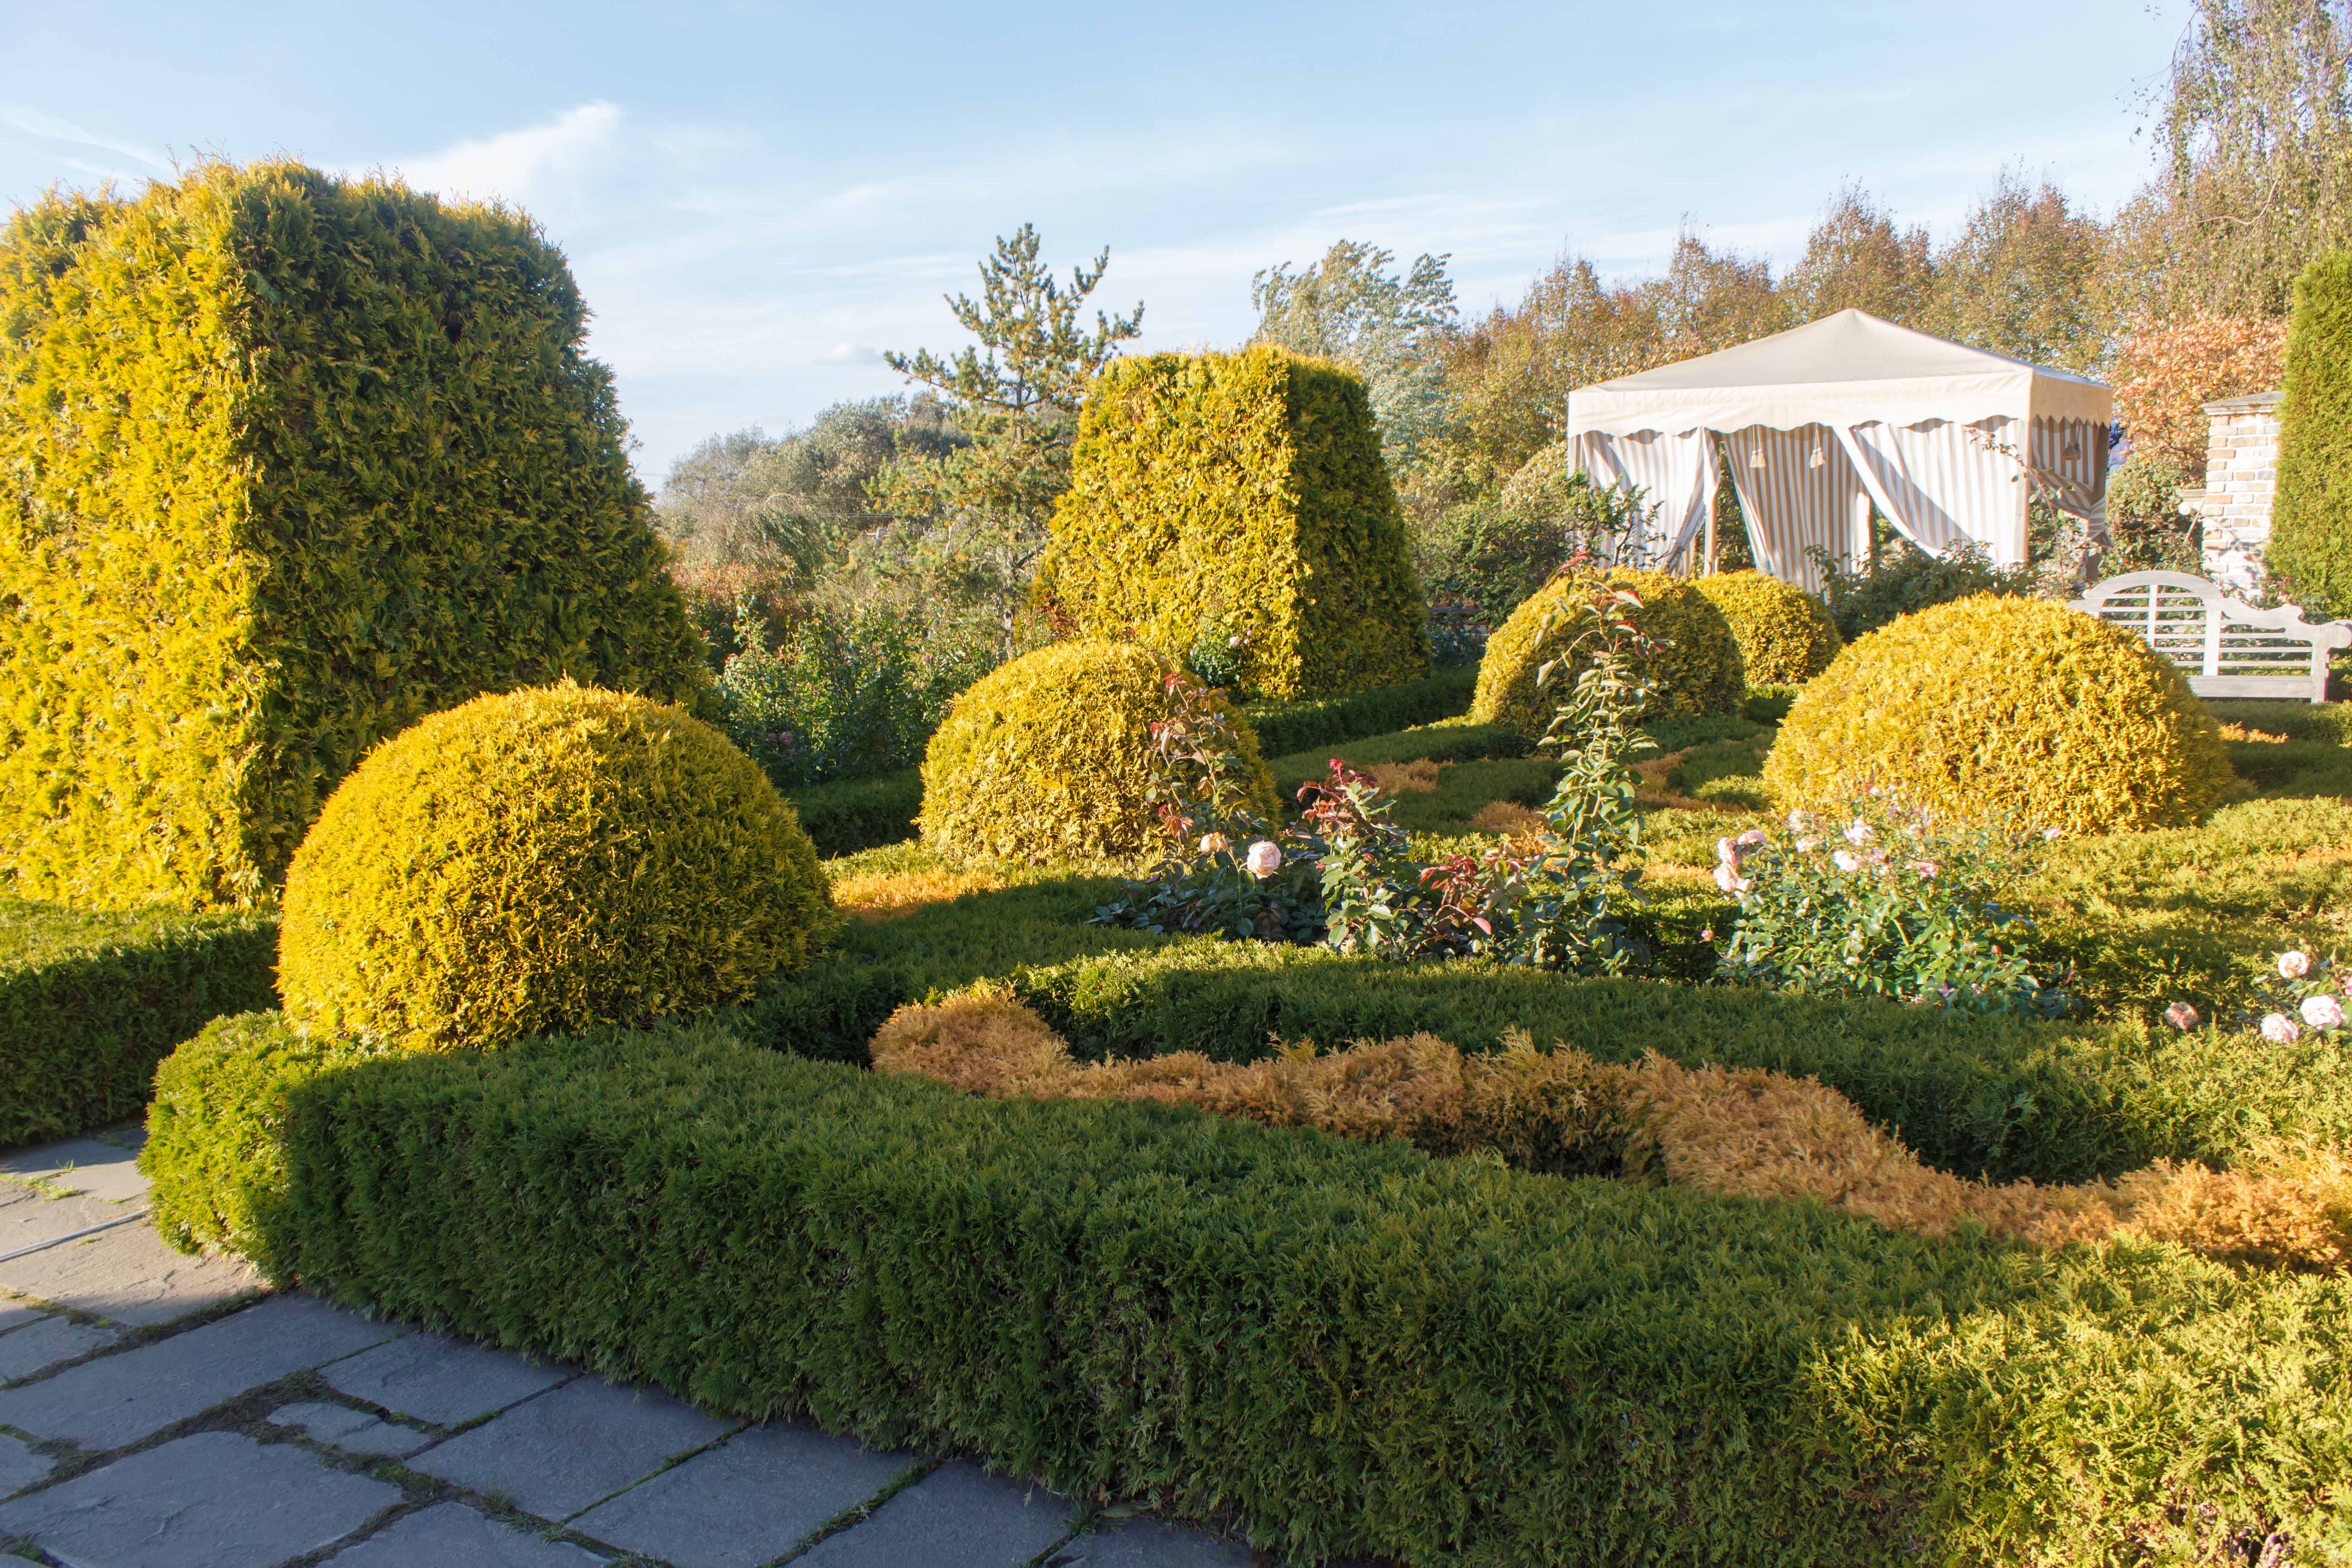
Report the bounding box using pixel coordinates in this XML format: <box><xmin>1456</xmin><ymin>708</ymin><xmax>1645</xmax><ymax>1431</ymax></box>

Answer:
<box><xmin>0</xmin><ymin>161</ymin><xmax>705</xmax><ymax>909</ymax></box>
<box><xmin>2269</xmin><ymin>250</ymin><xmax>2352</xmax><ymax>617</ymax></box>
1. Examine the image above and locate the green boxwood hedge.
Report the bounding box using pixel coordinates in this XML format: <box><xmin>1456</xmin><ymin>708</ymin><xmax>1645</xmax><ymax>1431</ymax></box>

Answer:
<box><xmin>1240</xmin><ymin>666</ymin><xmax>1475</xmax><ymax>758</ymax></box>
<box><xmin>145</xmin><ymin>1015</ymin><xmax>2352</xmax><ymax>1566</ymax></box>
<box><xmin>785</xmin><ymin>767</ymin><xmax>926</xmax><ymax>859</ymax></box>
<box><xmin>1</xmin><ymin>899</ymin><xmax>278</xmax><ymax>1145</ymax></box>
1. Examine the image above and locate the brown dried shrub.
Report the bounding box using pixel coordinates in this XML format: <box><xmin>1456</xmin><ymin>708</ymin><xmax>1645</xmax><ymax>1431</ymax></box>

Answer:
<box><xmin>1360</xmin><ymin>759</ymin><xmax>1446</xmax><ymax>794</ymax></box>
<box><xmin>870</xmin><ymin>997</ymin><xmax>2352</xmax><ymax>1271</ymax></box>
<box><xmin>832</xmin><ymin>868</ymin><xmax>1006</xmax><ymax>923</ymax></box>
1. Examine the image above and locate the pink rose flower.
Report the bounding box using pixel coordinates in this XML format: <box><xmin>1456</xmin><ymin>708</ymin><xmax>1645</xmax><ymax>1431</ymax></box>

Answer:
<box><xmin>1909</xmin><ymin>860</ymin><xmax>1941</xmax><ymax>880</ymax></box>
<box><xmin>1843</xmin><ymin>821</ymin><xmax>1874</xmax><ymax>846</ymax></box>
<box><xmin>1787</xmin><ymin>809</ymin><xmax>1813</xmax><ymax>832</ymax></box>
<box><xmin>2278</xmin><ymin>950</ymin><xmax>2312</xmax><ymax>980</ymax></box>
<box><xmin>1245</xmin><ymin>841</ymin><xmax>1282</xmax><ymax>878</ymax></box>
<box><xmin>2164</xmin><ymin>1001</ymin><xmax>2200</xmax><ymax>1031</ymax></box>
<box><xmin>1713</xmin><ymin>863</ymin><xmax>1750</xmax><ymax>894</ymax></box>
<box><xmin>1736</xmin><ymin>828</ymin><xmax>1769</xmax><ymax>848</ymax></box>
<box><xmin>2261</xmin><ymin>1012</ymin><xmax>2302</xmax><ymax>1045</ymax></box>
<box><xmin>2303</xmin><ymin>994</ymin><xmax>2346</xmax><ymax>1031</ymax></box>
<box><xmin>1794</xmin><ymin>836</ymin><xmax>1819</xmax><ymax>852</ymax></box>
<box><xmin>1199</xmin><ymin>833</ymin><xmax>1229</xmax><ymax>856</ymax></box>
<box><xmin>1832</xmin><ymin>849</ymin><xmax>1861</xmax><ymax>873</ymax></box>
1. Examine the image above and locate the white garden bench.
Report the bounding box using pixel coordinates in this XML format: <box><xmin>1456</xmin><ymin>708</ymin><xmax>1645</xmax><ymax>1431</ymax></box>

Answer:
<box><xmin>2069</xmin><ymin>570</ymin><xmax>2349</xmax><ymax>703</ymax></box>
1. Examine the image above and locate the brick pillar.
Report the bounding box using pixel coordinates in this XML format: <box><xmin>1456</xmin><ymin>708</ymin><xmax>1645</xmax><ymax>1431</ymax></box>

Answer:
<box><xmin>2193</xmin><ymin>391</ymin><xmax>2283</xmax><ymax>594</ymax></box>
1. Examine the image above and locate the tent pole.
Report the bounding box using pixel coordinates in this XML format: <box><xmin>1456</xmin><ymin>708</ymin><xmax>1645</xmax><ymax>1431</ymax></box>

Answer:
<box><xmin>1704</xmin><ymin>484</ymin><xmax>1717</xmax><ymax>575</ymax></box>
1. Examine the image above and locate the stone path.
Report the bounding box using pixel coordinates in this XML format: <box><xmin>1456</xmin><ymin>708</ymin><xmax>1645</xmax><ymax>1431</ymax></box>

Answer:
<box><xmin>0</xmin><ymin>1127</ymin><xmax>1260</xmax><ymax>1568</ymax></box>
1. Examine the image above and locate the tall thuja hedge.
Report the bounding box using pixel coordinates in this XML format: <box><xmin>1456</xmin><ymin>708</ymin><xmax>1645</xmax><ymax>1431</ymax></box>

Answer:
<box><xmin>2270</xmin><ymin>250</ymin><xmax>2352</xmax><ymax>616</ymax></box>
<box><xmin>0</xmin><ymin>162</ymin><xmax>705</xmax><ymax>908</ymax></box>
<box><xmin>1042</xmin><ymin>346</ymin><xmax>1427</xmax><ymax>699</ymax></box>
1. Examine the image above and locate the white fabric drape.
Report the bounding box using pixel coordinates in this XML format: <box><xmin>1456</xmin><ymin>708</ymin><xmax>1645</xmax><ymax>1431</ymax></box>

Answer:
<box><xmin>1573</xmin><ymin>429</ymin><xmax>1717</xmax><ymax>563</ymax></box>
<box><xmin>1833</xmin><ymin>417</ymin><xmax>2029</xmax><ymax>565</ymax></box>
<box><xmin>1715</xmin><ymin>425</ymin><xmax>1865</xmax><ymax>593</ymax></box>
<box><xmin>2029</xmin><ymin>415</ymin><xmax>2109</xmax><ymax>529</ymax></box>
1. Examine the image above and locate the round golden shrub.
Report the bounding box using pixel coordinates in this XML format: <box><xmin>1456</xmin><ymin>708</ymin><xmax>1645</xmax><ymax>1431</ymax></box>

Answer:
<box><xmin>1763</xmin><ymin>596</ymin><xmax>2233</xmax><ymax>836</ymax></box>
<box><xmin>279</xmin><ymin>684</ymin><xmax>830</xmax><ymax>1048</ymax></box>
<box><xmin>1690</xmin><ymin>570</ymin><xmax>1843</xmax><ymax>686</ymax></box>
<box><xmin>921</xmin><ymin>640</ymin><xmax>1278</xmax><ymax>862</ymax></box>
<box><xmin>1470</xmin><ymin>568</ymin><xmax>1745</xmax><ymax>743</ymax></box>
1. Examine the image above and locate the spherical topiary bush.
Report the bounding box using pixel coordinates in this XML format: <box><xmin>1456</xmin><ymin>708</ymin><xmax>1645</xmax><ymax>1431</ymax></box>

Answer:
<box><xmin>279</xmin><ymin>684</ymin><xmax>831</xmax><ymax>1049</ymax></box>
<box><xmin>1764</xmin><ymin>596</ymin><xmax>2233</xmax><ymax>836</ymax></box>
<box><xmin>1470</xmin><ymin>568</ymin><xmax>1745</xmax><ymax>743</ymax></box>
<box><xmin>1691</xmin><ymin>570</ymin><xmax>1843</xmax><ymax>686</ymax></box>
<box><xmin>921</xmin><ymin>640</ymin><xmax>1279</xmax><ymax>863</ymax></box>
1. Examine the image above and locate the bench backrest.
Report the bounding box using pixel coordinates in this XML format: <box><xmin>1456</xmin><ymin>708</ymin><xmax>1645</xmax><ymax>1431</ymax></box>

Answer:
<box><xmin>2068</xmin><ymin>570</ymin><xmax>2349</xmax><ymax>704</ymax></box>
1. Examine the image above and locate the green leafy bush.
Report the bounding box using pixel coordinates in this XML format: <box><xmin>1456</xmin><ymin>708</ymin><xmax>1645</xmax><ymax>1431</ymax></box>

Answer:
<box><xmin>0</xmin><ymin>161</ymin><xmax>705</xmax><ymax>909</ymax></box>
<box><xmin>1688</xmin><ymin>571</ymin><xmax>1843</xmax><ymax>686</ymax></box>
<box><xmin>1417</xmin><ymin>454</ymin><xmax>1647</xmax><ymax>626</ymax></box>
<box><xmin>279</xmin><ymin>685</ymin><xmax>830</xmax><ymax>1049</ymax></box>
<box><xmin>2271</xmin><ymin>251</ymin><xmax>2352</xmax><ymax>618</ymax></box>
<box><xmin>144</xmin><ymin>1016</ymin><xmax>2352</xmax><ymax>1566</ymax></box>
<box><xmin>2102</xmin><ymin>454</ymin><xmax>2203</xmax><ymax>574</ymax></box>
<box><xmin>0</xmin><ymin>900</ymin><xmax>277</xmax><ymax>1144</ymax></box>
<box><xmin>1042</xmin><ymin>346</ymin><xmax>1429</xmax><ymax>699</ymax></box>
<box><xmin>718</xmin><ymin>605</ymin><xmax>995</xmax><ymax>788</ymax></box>
<box><xmin>1809</xmin><ymin>540</ymin><xmax>2033</xmax><ymax>642</ymax></box>
<box><xmin>1471</xmin><ymin>568</ymin><xmax>1744</xmax><ymax>743</ymax></box>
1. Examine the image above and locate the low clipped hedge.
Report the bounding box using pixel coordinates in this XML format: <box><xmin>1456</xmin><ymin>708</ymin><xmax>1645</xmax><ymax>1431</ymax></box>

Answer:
<box><xmin>1240</xmin><ymin>666</ymin><xmax>1476</xmax><ymax>757</ymax></box>
<box><xmin>786</xmin><ymin>768</ymin><xmax>925</xmax><ymax>858</ymax></box>
<box><xmin>1</xmin><ymin>900</ymin><xmax>278</xmax><ymax>1145</ymax></box>
<box><xmin>145</xmin><ymin>1015</ymin><xmax>2352</xmax><ymax>1565</ymax></box>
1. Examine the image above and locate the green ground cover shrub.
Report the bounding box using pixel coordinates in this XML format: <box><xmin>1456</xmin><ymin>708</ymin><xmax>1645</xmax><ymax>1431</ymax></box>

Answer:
<box><xmin>2269</xmin><ymin>250</ymin><xmax>2352</xmax><ymax>618</ymax></box>
<box><xmin>0</xmin><ymin>900</ymin><xmax>277</xmax><ymax>1145</ymax></box>
<box><xmin>145</xmin><ymin>1015</ymin><xmax>2352</xmax><ymax>1566</ymax></box>
<box><xmin>1472</xmin><ymin>569</ymin><xmax>1745</xmax><ymax>742</ymax></box>
<box><xmin>1043</xmin><ymin>345</ymin><xmax>1428</xmax><ymax>699</ymax></box>
<box><xmin>1810</xmin><ymin>540</ymin><xmax>2033</xmax><ymax>642</ymax></box>
<box><xmin>1240</xmin><ymin>666</ymin><xmax>1475</xmax><ymax>756</ymax></box>
<box><xmin>0</xmin><ymin>162</ymin><xmax>704</xmax><ymax>909</ymax></box>
<box><xmin>785</xmin><ymin>769</ymin><xmax>925</xmax><ymax>858</ymax></box>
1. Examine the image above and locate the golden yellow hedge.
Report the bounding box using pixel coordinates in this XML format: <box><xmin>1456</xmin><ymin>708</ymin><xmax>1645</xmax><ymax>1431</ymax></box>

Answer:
<box><xmin>1040</xmin><ymin>346</ymin><xmax>1427</xmax><ymax>699</ymax></box>
<box><xmin>1470</xmin><ymin>568</ymin><xmax>1745</xmax><ymax>743</ymax></box>
<box><xmin>1691</xmin><ymin>570</ymin><xmax>1843</xmax><ymax>686</ymax></box>
<box><xmin>1764</xmin><ymin>596</ymin><xmax>2233</xmax><ymax>835</ymax></box>
<box><xmin>278</xmin><ymin>685</ymin><xmax>829</xmax><ymax>1049</ymax></box>
<box><xmin>920</xmin><ymin>641</ymin><xmax>1277</xmax><ymax>863</ymax></box>
<box><xmin>0</xmin><ymin>161</ymin><xmax>704</xmax><ymax>910</ymax></box>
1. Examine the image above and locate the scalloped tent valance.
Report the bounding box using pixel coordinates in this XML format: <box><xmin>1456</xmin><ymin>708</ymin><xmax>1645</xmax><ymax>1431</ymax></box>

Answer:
<box><xmin>1568</xmin><ymin>310</ymin><xmax>2113</xmax><ymax>588</ymax></box>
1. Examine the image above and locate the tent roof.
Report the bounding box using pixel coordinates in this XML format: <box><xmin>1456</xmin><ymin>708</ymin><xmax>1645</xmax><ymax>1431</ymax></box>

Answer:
<box><xmin>1566</xmin><ymin>309</ymin><xmax>2111</xmax><ymax>436</ymax></box>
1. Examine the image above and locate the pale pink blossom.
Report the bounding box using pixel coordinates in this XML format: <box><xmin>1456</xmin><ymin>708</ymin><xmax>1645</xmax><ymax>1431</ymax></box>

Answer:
<box><xmin>1843</xmin><ymin>820</ymin><xmax>1874</xmax><ymax>846</ymax></box>
<box><xmin>1245</xmin><ymin>841</ymin><xmax>1282</xmax><ymax>878</ymax></box>
<box><xmin>2303</xmin><ymin>994</ymin><xmax>2346</xmax><ymax>1031</ymax></box>
<box><xmin>2278</xmin><ymin>950</ymin><xmax>2313</xmax><ymax>980</ymax></box>
<box><xmin>2042</xmin><ymin>827</ymin><xmax>2064</xmax><ymax>842</ymax></box>
<box><xmin>1736</xmin><ymin>828</ymin><xmax>1769</xmax><ymax>848</ymax></box>
<box><xmin>1908</xmin><ymin>860</ymin><xmax>1941</xmax><ymax>880</ymax></box>
<box><xmin>1199</xmin><ymin>833</ymin><xmax>1229</xmax><ymax>856</ymax></box>
<box><xmin>1787</xmin><ymin>809</ymin><xmax>1813</xmax><ymax>832</ymax></box>
<box><xmin>1713</xmin><ymin>862</ymin><xmax>1750</xmax><ymax>894</ymax></box>
<box><xmin>1833</xmin><ymin>849</ymin><xmax>1862</xmax><ymax>873</ymax></box>
<box><xmin>2164</xmin><ymin>1001</ymin><xmax>2200</xmax><ymax>1031</ymax></box>
<box><xmin>1716</xmin><ymin>837</ymin><xmax>1738</xmax><ymax>865</ymax></box>
<box><xmin>1794</xmin><ymin>836</ymin><xmax>1820</xmax><ymax>852</ymax></box>
<box><xmin>2262</xmin><ymin>1012</ymin><xmax>2302</xmax><ymax>1045</ymax></box>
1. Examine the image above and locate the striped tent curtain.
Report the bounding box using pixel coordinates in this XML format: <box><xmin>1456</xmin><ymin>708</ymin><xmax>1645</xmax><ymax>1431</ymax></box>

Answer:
<box><xmin>1716</xmin><ymin>425</ymin><xmax>1864</xmax><ymax>593</ymax></box>
<box><xmin>2029</xmin><ymin>415</ymin><xmax>2108</xmax><ymax>524</ymax></box>
<box><xmin>1834</xmin><ymin>417</ymin><xmax>2028</xmax><ymax>564</ymax></box>
<box><xmin>1573</xmin><ymin>428</ymin><xmax>1717</xmax><ymax>564</ymax></box>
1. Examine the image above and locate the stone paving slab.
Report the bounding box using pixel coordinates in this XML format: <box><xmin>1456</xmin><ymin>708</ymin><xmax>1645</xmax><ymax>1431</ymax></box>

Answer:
<box><xmin>0</xmin><ymin>1186</ymin><xmax>122</xmax><ymax>1255</ymax></box>
<box><xmin>412</xmin><ymin>1375</ymin><xmax>740</xmax><ymax>1521</ymax></box>
<box><xmin>0</xmin><ymin>1219</ymin><xmax>262</xmax><ymax>1328</ymax></box>
<box><xmin>0</xmin><ymin>1430</ymin><xmax>402</xmax><ymax>1567</ymax></box>
<box><xmin>0</xmin><ymin>1313</ymin><xmax>116</xmax><ymax>1383</ymax></box>
<box><xmin>268</xmin><ymin>1398</ymin><xmax>436</xmax><ymax>1455</ymax></box>
<box><xmin>0</xmin><ymin>1297</ymin><xmax>52</xmax><ymax>1335</ymax></box>
<box><xmin>325</xmin><ymin>1502</ymin><xmax>611</xmax><ymax>1566</ymax></box>
<box><xmin>1057</xmin><ymin>1518</ymin><xmax>1258</xmax><ymax>1566</ymax></box>
<box><xmin>324</xmin><ymin>1327</ymin><xmax>571</xmax><ymax>1426</ymax></box>
<box><xmin>571</xmin><ymin>1421</ymin><xmax>921</xmax><ymax>1568</ymax></box>
<box><xmin>0</xmin><ymin>1294</ymin><xmax>402</xmax><ymax>1451</ymax></box>
<box><xmin>0</xmin><ymin>1431</ymin><xmax>49</xmax><ymax>1497</ymax></box>
<box><xmin>793</xmin><ymin>1460</ymin><xmax>1073</xmax><ymax>1568</ymax></box>
<box><xmin>0</xmin><ymin>1138</ymin><xmax>151</xmax><ymax>1204</ymax></box>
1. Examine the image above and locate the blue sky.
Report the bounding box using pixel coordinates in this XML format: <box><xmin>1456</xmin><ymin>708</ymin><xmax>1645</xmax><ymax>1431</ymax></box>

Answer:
<box><xmin>4</xmin><ymin>1</ymin><xmax>2187</xmax><ymax>483</ymax></box>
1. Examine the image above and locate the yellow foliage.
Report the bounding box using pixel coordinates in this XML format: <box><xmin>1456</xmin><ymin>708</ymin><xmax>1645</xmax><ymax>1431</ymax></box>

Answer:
<box><xmin>279</xmin><ymin>684</ymin><xmax>829</xmax><ymax>1049</ymax></box>
<box><xmin>873</xmin><ymin>996</ymin><xmax>2352</xmax><ymax>1273</ymax></box>
<box><xmin>919</xmin><ymin>640</ymin><xmax>1278</xmax><ymax>864</ymax></box>
<box><xmin>1361</xmin><ymin>759</ymin><xmax>1446</xmax><ymax>794</ymax></box>
<box><xmin>1764</xmin><ymin>595</ymin><xmax>2233</xmax><ymax>836</ymax></box>
<box><xmin>1471</xmin><ymin>568</ymin><xmax>1744</xmax><ymax>744</ymax></box>
<box><xmin>832</xmin><ymin>868</ymin><xmax>1008</xmax><ymax>922</ymax></box>
<box><xmin>1689</xmin><ymin>570</ymin><xmax>1843</xmax><ymax>686</ymax></box>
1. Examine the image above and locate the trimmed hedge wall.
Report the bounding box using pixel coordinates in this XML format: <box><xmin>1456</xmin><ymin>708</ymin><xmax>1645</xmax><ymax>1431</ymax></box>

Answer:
<box><xmin>786</xmin><ymin>769</ymin><xmax>925</xmax><ymax>858</ymax></box>
<box><xmin>0</xmin><ymin>160</ymin><xmax>705</xmax><ymax>909</ymax></box>
<box><xmin>2270</xmin><ymin>250</ymin><xmax>2352</xmax><ymax>616</ymax></box>
<box><xmin>1043</xmin><ymin>346</ymin><xmax>1429</xmax><ymax>699</ymax></box>
<box><xmin>1239</xmin><ymin>666</ymin><xmax>1475</xmax><ymax>757</ymax></box>
<box><xmin>144</xmin><ymin>1017</ymin><xmax>2352</xmax><ymax>1566</ymax></box>
<box><xmin>1</xmin><ymin>900</ymin><xmax>276</xmax><ymax>1145</ymax></box>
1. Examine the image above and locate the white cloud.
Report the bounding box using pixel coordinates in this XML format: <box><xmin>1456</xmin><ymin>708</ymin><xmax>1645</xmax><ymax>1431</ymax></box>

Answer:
<box><xmin>388</xmin><ymin>100</ymin><xmax>626</xmax><ymax>211</ymax></box>
<box><xmin>818</xmin><ymin>343</ymin><xmax>884</xmax><ymax>366</ymax></box>
<box><xmin>0</xmin><ymin>105</ymin><xmax>168</xmax><ymax>172</ymax></box>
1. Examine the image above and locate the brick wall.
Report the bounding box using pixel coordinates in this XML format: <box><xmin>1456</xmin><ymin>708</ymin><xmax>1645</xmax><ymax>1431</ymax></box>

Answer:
<box><xmin>2195</xmin><ymin>391</ymin><xmax>2282</xmax><ymax>593</ymax></box>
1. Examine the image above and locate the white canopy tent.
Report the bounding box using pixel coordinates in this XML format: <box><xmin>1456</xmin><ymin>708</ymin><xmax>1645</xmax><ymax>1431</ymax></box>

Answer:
<box><xmin>1567</xmin><ymin>309</ymin><xmax>2112</xmax><ymax>592</ymax></box>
